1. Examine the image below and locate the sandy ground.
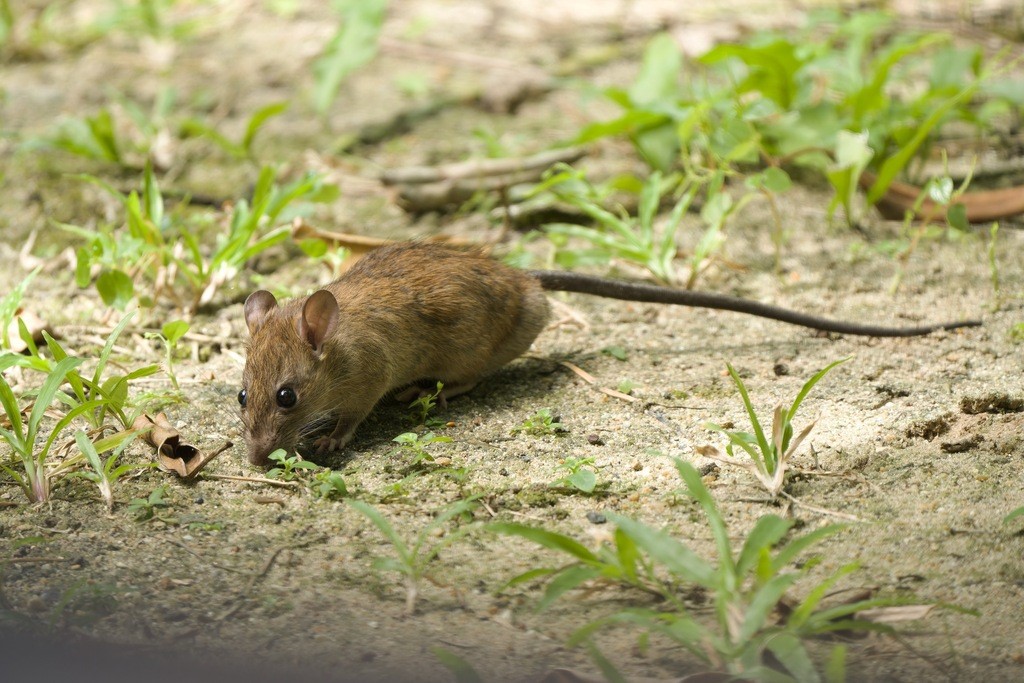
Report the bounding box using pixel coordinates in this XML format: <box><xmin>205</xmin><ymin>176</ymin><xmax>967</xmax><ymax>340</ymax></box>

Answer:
<box><xmin>1</xmin><ymin>1</ymin><xmax>1023</xmax><ymax>682</ymax></box>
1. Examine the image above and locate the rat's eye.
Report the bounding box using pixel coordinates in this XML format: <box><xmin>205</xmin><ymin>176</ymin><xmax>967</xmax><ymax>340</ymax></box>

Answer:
<box><xmin>276</xmin><ymin>386</ymin><xmax>297</xmax><ymax>408</ymax></box>
<box><xmin>237</xmin><ymin>389</ymin><xmax>247</xmax><ymax>407</ymax></box>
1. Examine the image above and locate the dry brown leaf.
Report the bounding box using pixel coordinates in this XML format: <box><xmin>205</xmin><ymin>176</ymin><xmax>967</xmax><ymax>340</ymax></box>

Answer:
<box><xmin>132</xmin><ymin>412</ymin><xmax>227</xmax><ymax>479</ymax></box>
<box><xmin>289</xmin><ymin>220</ymin><xmax>481</xmax><ymax>271</ymax></box>
<box><xmin>861</xmin><ymin>171</ymin><xmax>1024</xmax><ymax>222</ymax></box>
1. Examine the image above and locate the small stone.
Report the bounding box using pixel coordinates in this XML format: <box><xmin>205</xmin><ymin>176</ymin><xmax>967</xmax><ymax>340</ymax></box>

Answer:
<box><xmin>194</xmin><ymin>496</ymin><xmax>204</xmax><ymax>504</ymax></box>
<box><xmin>586</xmin><ymin>433</ymin><xmax>603</xmax><ymax>445</ymax></box>
<box><xmin>586</xmin><ymin>511</ymin><xmax>606</xmax><ymax>525</ymax></box>
<box><xmin>773</xmin><ymin>362</ymin><xmax>789</xmax><ymax>376</ymax></box>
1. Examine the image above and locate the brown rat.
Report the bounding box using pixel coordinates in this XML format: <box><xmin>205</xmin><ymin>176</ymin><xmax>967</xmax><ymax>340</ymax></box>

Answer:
<box><xmin>239</xmin><ymin>241</ymin><xmax>980</xmax><ymax>466</ymax></box>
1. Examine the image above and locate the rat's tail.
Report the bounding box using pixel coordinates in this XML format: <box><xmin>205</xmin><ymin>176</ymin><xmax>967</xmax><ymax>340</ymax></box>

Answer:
<box><xmin>529</xmin><ymin>271</ymin><xmax>981</xmax><ymax>337</ymax></box>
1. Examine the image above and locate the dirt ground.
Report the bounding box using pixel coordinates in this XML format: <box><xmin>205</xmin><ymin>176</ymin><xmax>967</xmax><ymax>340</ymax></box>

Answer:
<box><xmin>2</xmin><ymin>1</ymin><xmax>1023</xmax><ymax>682</ymax></box>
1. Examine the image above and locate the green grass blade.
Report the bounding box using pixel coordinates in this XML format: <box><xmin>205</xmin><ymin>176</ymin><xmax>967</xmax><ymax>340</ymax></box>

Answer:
<box><xmin>490</xmin><ymin>522</ymin><xmax>600</xmax><ymax>564</ymax></box>
<box><xmin>91</xmin><ymin>311</ymin><xmax>136</xmax><ymax>389</ymax></box>
<box><xmin>606</xmin><ymin>512</ymin><xmax>715</xmax><ymax>585</ymax></box>
<box><xmin>538</xmin><ymin>565</ymin><xmax>603</xmax><ymax>611</ymax></box>
<box><xmin>725</xmin><ymin>363</ymin><xmax>772</xmax><ymax>469</ymax></box>
<box><xmin>738</xmin><ymin>572</ymin><xmax>799</xmax><ymax>642</ymax></box>
<box><xmin>27</xmin><ymin>356</ymin><xmax>83</xmax><ymax>441</ymax></box>
<box><xmin>432</xmin><ymin>647</ymin><xmax>484</xmax><ymax>683</ymax></box>
<box><xmin>765</xmin><ymin>632</ymin><xmax>821</xmax><ymax>683</ymax></box>
<box><xmin>243</xmin><ymin>101</ymin><xmax>289</xmax><ymax>155</ymax></box>
<box><xmin>736</xmin><ymin>515</ymin><xmax>792</xmax><ymax>578</ymax></box>
<box><xmin>773</xmin><ymin>523</ymin><xmax>846</xmax><ymax>572</ymax></box>
<box><xmin>0</xmin><ymin>372</ymin><xmax>25</xmax><ymax>441</ymax></box>
<box><xmin>348</xmin><ymin>500</ymin><xmax>411</xmax><ymax>564</ymax></box>
<box><xmin>786</xmin><ymin>357</ymin><xmax>850</xmax><ymax>423</ymax></box>
<box><xmin>673</xmin><ymin>460</ymin><xmax>734</xmax><ymax>575</ymax></box>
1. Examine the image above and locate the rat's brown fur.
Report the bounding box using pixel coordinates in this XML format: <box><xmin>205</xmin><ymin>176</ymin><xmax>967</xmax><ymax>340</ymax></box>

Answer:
<box><xmin>241</xmin><ymin>242</ymin><xmax>549</xmax><ymax>465</ymax></box>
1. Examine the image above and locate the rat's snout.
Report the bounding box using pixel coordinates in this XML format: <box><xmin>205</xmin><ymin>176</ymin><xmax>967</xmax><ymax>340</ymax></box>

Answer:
<box><xmin>243</xmin><ymin>426</ymin><xmax>283</xmax><ymax>468</ymax></box>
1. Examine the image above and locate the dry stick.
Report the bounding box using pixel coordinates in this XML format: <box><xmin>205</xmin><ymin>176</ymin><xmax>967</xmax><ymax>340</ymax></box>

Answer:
<box><xmin>557</xmin><ymin>360</ymin><xmax>637</xmax><ymax>403</ymax></box>
<box><xmin>380</xmin><ymin>147</ymin><xmax>586</xmax><ymax>185</ymax></box>
<box><xmin>779</xmin><ymin>491</ymin><xmax>860</xmax><ymax>522</ymax></box>
<box><xmin>202</xmin><ymin>474</ymin><xmax>300</xmax><ymax>489</ymax></box>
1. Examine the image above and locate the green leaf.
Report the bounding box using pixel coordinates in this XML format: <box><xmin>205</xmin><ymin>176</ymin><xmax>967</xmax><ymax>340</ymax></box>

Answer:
<box><xmin>243</xmin><ymin>101</ymin><xmax>289</xmax><ymax>155</ymax></box>
<box><xmin>672</xmin><ymin>461</ymin><xmax>732</xmax><ymax>576</ymax></box>
<box><xmin>866</xmin><ymin>84</ymin><xmax>976</xmax><ymax>206</ymax></box>
<box><xmin>629</xmin><ymin>33</ymin><xmax>682</xmax><ymax>106</ymax></box>
<box><xmin>785</xmin><ymin>357</ymin><xmax>850</xmax><ymax>423</ymax></box>
<box><xmin>432</xmin><ymin>648</ymin><xmax>484</xmax><ymax>683</ymax></box>
<box><xmin>538</xmin><ymin>565</ymin><xmax>603</xmax><ymax>611</ymax></box>
<box><xmin>162</xmin><ymin>320</ymin><xmax>190</xmax><ymax>344</ymax></box>
<box><xmin>0</xmin><ymin>372</ymin><xmax>25</xmax><ymax>444</ymax></box>
<box><xmin>490</xmin><ymin>523</ymin><xmax>599</xmax><ymax>564</ymax></box>
<box><xmin>766</xmin><ymin>632</ymin><xmax>820</xmax><ymax>683</ymax></box>
<box><xmin>736</xmin><ymin>514</ymin><xmax>792</xmax><ymax>578</ymax></box>
<box><xmin>312</xmin><ymin>0</ymin><xmax>388</xmax><ymax>115</ymax></box>
<box><xmin>825</xmin><ymin>645</ymin><xmax>847</xmax><ymax>683</ymax></box>
<box><xmin>348</xmin><ymin>499</ymin><xmax>411</xmax><ymax>564</ymax></box>
<box><xmin>606</xmin><ymin>512</ymin><xmax>715</xmax><ymax>585</ymax></box>
<box><xmin>96</xmin><ymin>270</ymin><xmax>135</xmax><ymax>310</ymax></box>
<box><xmin>1004</xmin><ymin>506</ymin><xmax>1024</xmax><ymax>525</ymax></box>
<box><xmin>28</xmin><ymin>356</ymin><xmax>84</xmax><ymax>436</ymax></box>
<box><xmin>568</xmin><ymin>469</ymin><xmax>596</xmax><ymax>493</ymax></box>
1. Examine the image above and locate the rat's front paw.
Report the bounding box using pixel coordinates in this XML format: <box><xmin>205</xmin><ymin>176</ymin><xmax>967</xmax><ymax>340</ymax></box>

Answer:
<box><xmin>314</xmin><ymin>436</ymin><xmax>338</xmax><ymax>454</ymax></box>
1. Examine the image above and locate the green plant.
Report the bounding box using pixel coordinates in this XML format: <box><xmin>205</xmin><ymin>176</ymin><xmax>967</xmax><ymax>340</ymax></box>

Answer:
<box><xmin>127</xmin><ymin>485</ymin><xmax>172</xmax><ymax>522</ymax></box>
<box><xmin>390</xmin><ymin>431</ymin><xmax>453</xmax><ymax>467</ymax></box>
<box><xmin>513</xmin><ymin>408</ymin><xmax>564</xmax><ymax>436</ymax></box>
<box><xmin>296</xmin><ymin>238</ymin><xmax>352</xmax><ymax>278</ymax></box>
<box><xmin>310</xmin><ymin>469</ymin><xmax>349</xmax><ymax>500</ymax></box>
<box><xmin>20</xmin><ymin>312</ymin><xmax>160</xmax><ymax>431</ymax></box>
<box><xmin>0</xmin><ymin>266</ymin><xmax>40</xmax><ymax>350</ymax></box>
<box><xmin>60</xmin><ymin>163</ymin><xmax>337</xmax><ymax>314</ymax></box>
<box><xmin>704</xmin><ymin>358</ymin><xmax>849</xmax><ymax>498</ymax></box>
<box><xmin>144</xmin><ymin>319</ymin><xmax>189</xmax><ymax>391</ymax></box>
<box><xmin>0</xmin><ymin>355</ymin><xmax>103</xmax><ymax>503</ymax></box>
<box><xmin>349</xmin><ymin>497</ymin><xmax>477</xmax><ymax>615</ymax></box>
<box><xmin>180</xmin><ymin>101</ymin><xmax>289</xmax><ymax>162</ymax></box>
<box><xmin>49</xmin><ymin>109</ymin><xmax>124</xmax><ymax>165</ymax></box>
<box><xmin>73</xmin><ymin>429</ymin><xmax>151</xmax><ymax>513</ymax></box>
<box><xmin>433</xmin><ymin>647</ymin><xmax>484</xmax><ymax>683</ymax></box>
<box><xmin>1005</xmin><ymin>506</ymin><xmax>1024</xmax><ymax>527</ymax></box>
<box><xmin>539</xmin><ymin>167</ymin><xmax>696</xmax><ymax>285</ymax></box>
<box><xmin>266</xmin><ymin>448</ymin><xmax>318</xmax><ymax>481</ymax></box>
<box><xmin>495</xmin><ymin>460</ymin><xmax>903</xmax><ymax>681</ymax></box>
<box><xmin>407</xmin><ymin>381</ymin><xmax>444</xmax><ymax>427</ymax></box>
<box><xmin>1009</xmin><ymin>323</ymin><xmax>1024</xmax><ymax>344</ymax></box>
<box><xmin>312</xmin><ymin>0</ymin><xmax>388</xmax><ymax>115</ymax></box>
<box><xmin>552</xmin><ymin>456</ymin><xmax>600</xmax><ymax>494</ymax></box>
<box><xmin>571</xmin><ymin>13</ymin><xmax>1017</xmax><ymax>232</ymax></box>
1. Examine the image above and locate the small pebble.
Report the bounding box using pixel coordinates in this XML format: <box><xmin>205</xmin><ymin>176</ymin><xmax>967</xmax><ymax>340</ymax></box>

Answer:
<box><xmin>586</xmin><ymin>511</ymin><xmax>606</xmax><ymax>525</ymax></box>
<box><xmin>586</xmin><ymin>433</ymin><xmax>603</xmax><ymax>445</ymax></box>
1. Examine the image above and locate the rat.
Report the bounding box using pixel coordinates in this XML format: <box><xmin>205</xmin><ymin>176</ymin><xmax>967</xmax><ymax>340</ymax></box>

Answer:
<box><xmin>238</xmin><ymin>241</ymin><xmax>980</xmax><ymax>466</ymax></box>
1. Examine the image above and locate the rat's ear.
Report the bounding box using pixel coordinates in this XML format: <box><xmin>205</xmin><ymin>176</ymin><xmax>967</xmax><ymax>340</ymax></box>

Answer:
<box><xmin>298</xmin><ymin>290</ymin><xmax>339</xmax><ymax>355</ymax></box>
<box><xmin>244</xmin><ymin>290</ymin><xmax>279</xmax><ymax>335</ymax></box>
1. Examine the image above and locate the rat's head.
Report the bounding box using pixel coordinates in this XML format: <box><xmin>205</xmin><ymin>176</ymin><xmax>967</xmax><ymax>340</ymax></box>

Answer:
<box><xmin>239</xmin><ymin>289</ymin><xmax>340</xmax><ymax>466</ymax></box>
